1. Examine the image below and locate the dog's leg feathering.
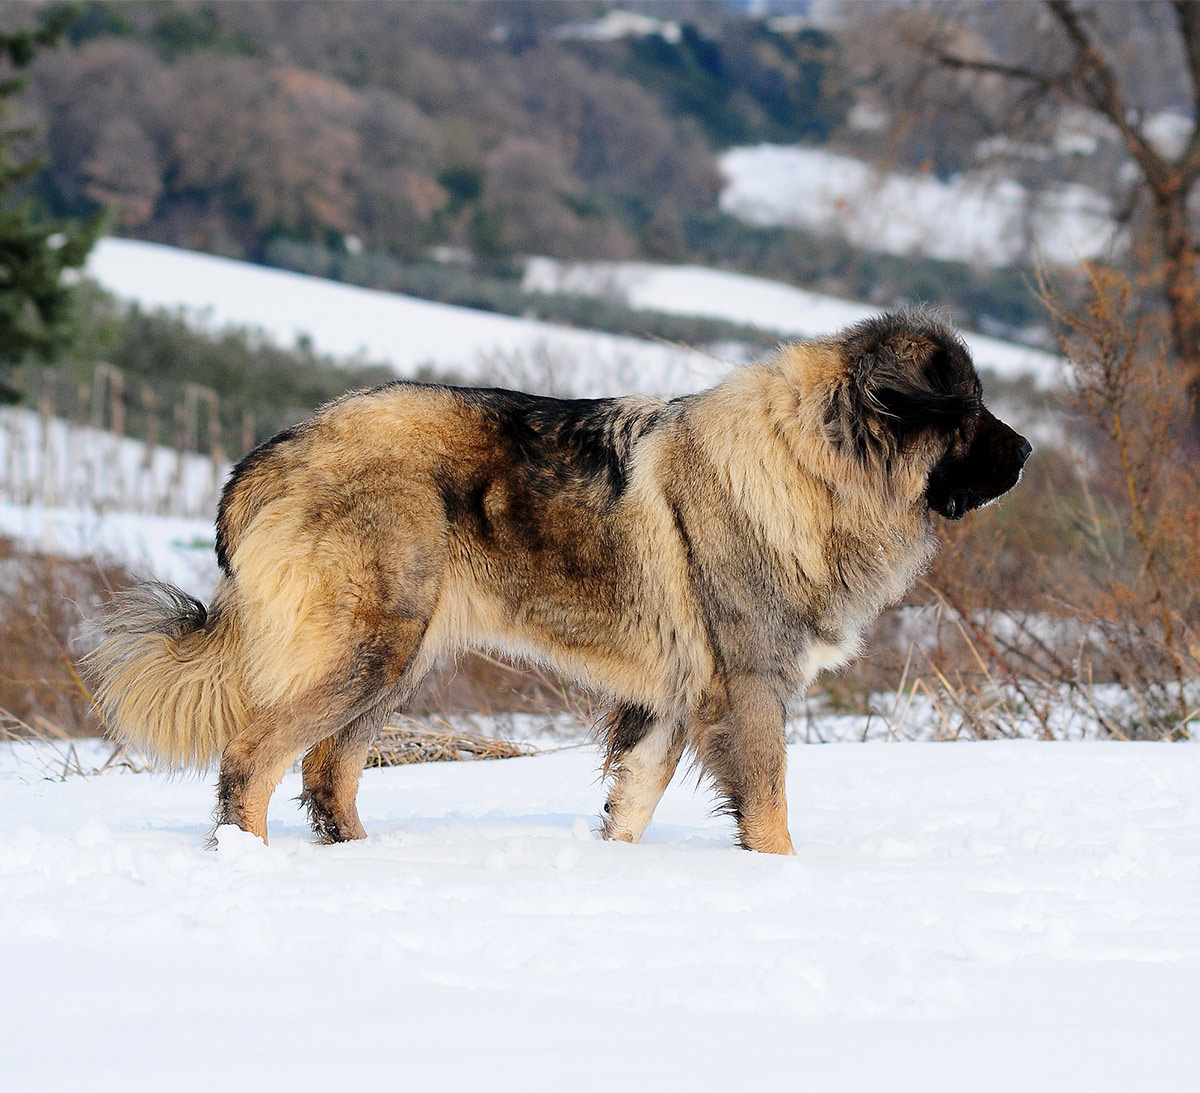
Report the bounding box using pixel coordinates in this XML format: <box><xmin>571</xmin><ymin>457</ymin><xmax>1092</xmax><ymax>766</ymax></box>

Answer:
<box><xmin>600</xmin><ymin>705</ymin><xmax>685</xmax><ymax>844</ymax></box>
<box><xmin>696</xmin><ymin>676</ymin><xmax>795</xmax><ymax>855</ymax></box>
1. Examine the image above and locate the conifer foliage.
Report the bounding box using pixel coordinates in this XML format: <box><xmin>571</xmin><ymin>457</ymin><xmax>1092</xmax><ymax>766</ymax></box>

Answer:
<box><xmin>0</xmin><ymin>5</ymin><xmax>100</xmax><ymax>401</ymax></box>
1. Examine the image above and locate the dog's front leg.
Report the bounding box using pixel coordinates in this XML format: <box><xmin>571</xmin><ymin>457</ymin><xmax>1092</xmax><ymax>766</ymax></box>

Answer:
<box><xmin>600</xmin><ymin>705</ymin><xmax>685</xmax><ymax>844</ymax></box>
<box><xmin>697</xmin><ymin>676</ymin><xmax>794</xmax><ymax>855</ymax></box>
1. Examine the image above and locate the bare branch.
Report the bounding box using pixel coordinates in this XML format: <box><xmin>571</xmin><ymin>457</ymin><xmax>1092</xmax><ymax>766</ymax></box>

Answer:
<box><xmin>1170</xmin><ymin>1</ymin><xmax>1200</xmax><ymax>182</ymax></box>
<box><xmin>1043</xmin><ymin>0</ymin><xmax>1170</xmax><ymax>192</ymax></box>
<box><xmin>933</xmin><ymin>50</ymin><xmax>1061</xmax><ymax>92</ymax></box>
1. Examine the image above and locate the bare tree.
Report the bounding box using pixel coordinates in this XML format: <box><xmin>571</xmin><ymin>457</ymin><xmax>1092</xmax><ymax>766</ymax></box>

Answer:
<box><xmin>908</xmin><ymin>1</ymin><xmax>1200</xmax><ymax>442</ymax></box>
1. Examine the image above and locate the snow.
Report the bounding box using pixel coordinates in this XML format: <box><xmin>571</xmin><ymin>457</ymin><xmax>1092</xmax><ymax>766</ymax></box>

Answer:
<box><xmin>553</xmin><ymin>10</ymin><xmax>683</xmax><ymax>44</ymax></box>
<box><xmin>0</xmin><ymin>501</ymin><xmax>218</xmax><ymax>595</ymax></box>
<box><xmin>719</xmin><ymin>143</ymin><xmax>1117</xmax><ymax>269</ymax></box>
<box><xmin>86</xmin><ymin>238</ymin><xmax>1063</xmax><ymax>403</ymax></box>
<box><xmin>85</xmin><ymin>239</ymin><xmax>728</xmax><ymax>400</ymax></box>
<box><xmin>9</xmin><ymin>235</ymin><xmax>1199</xmax><ymax>1090</ymax></box>
<box><xmin>0</xmin><ymin>403</ymin><xmax>227</xmax><ymax>587</ymax></box>
<box><xmin>524</xmin><ymin>257</ymin><xmax>1063</xmax><ymax>387</ymax></box>
<box><xmin>2</xmin><ymin>740</ymin><xmax>1198</xmax><ymax>1091</ymax></box>
<box><xmin>1</xmin><ymin>406</ymin><xmax>226</xmax><ymax>517</ymax></box>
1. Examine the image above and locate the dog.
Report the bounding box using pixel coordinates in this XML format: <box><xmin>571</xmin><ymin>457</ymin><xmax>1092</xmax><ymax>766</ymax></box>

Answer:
<box><xmin>86</xmin><ymin>309</ymin><xmax>1030</xmax><ymax>853</ymax></box>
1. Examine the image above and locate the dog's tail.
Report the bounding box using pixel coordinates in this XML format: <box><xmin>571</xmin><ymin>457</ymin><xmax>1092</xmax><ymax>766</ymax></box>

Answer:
<box><xmin>84</xmin><ymin>580</ymin><xmax>251</xmax><ymax>770</ymax></box>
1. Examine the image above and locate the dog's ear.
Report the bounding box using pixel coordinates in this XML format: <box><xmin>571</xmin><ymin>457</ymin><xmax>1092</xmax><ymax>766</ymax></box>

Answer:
<box><xmin>840</xmin><ymin>316</ymin><xmax>979</xmax><ymax>448</ymax></box>
<box><xmin>864</xmin><ymin>344</ymin><xmax>977</xmax><ymax>431</ymax></box>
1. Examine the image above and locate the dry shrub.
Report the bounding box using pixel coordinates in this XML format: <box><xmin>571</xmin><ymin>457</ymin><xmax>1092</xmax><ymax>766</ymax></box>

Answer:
<box><xmin>890</xmin><ymin>264</ymin><xmax>1200</xmax><ymax>740</ymax></box>
<box><xmin>0</xmin><ymin>539</ymin><xmax>130</xmax><ymax>740</ymax></box>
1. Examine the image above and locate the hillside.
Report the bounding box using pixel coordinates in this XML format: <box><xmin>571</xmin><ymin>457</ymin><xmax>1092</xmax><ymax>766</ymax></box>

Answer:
<box><xmin>86</xmin><ymin>238</ymin><xmax>1062</xmax><ymax>394</ymax></box>
<box><xmin>4</xmin><ymin>0</ymin><xmax>1071</xmax><ymax>336</ymax></box>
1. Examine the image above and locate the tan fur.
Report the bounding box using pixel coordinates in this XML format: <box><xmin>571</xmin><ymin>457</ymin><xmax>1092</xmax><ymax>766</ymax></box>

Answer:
<box><xmin>86</xmin><ymin>313</ymin><xmax>1028</xmax><ymax>852</ymax></box>
<box><xmin>601</xmin><ymin>723</ymin><xmax>686</xmax><ymax>844</ymax></box>
<box><xmin>86</xmin><ymin>580</ymin><xmax>250</xmax><ymax>769</ymax></box>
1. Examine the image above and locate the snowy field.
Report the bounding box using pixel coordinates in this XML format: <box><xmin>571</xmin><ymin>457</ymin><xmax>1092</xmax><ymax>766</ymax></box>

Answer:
<box><xmin>0</xmin><ymin>406</ymin><xmax>226</xmax><ymax>517</ymax></box>
<box><xmin>719</xmin><ymin>143</ymin><xmax>1117</xmax><ymax>269</ymax></box>
<box><xmin>2</xmin><ymin>740</ymin><xmax>1198</xmax><ymax>1092</ymax></box>
<box><xmin>86</xmin><ymin>238</ymin><xmax>1063</xmax><ymax>395</ymax></box>
<box><xmin>85</xmin><ymin>240</ymin><xmax>728</xmax><ymax>400</ymax></box>
<box><xmin>10</xmin><ymin>229</ymin><xmax>1192</xmax><ymax>1091</ymax></box>
<box><xmin>0</xmin><ymin>502</ymin><xmax>217</xmax><ymax>596</ymax></box>
<box><xmin>523</xmin><ymin>256</ymin><xmax>1062</xmax><ymax>387</ymax></box>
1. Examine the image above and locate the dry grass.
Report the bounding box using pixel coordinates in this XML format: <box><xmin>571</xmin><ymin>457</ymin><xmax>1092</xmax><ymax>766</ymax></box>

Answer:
<box><xmin>367</xmin><ymin>717</ymin><xmax>541</xmax><ymax>767</ymax></box>
<box><xmin>0</xmin><ymin>538</ymin><xmax>129</xmax><ymax>737</ymax></box>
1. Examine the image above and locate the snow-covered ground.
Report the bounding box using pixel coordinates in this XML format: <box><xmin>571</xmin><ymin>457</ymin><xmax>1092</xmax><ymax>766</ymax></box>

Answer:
<box><xmin>85</xmin><ymin>240</ymin><xmax>728</xmax><ymax>400</ymax></box>
<box><xmin>9</xmin><ymin>235</ymin><xmax>1197</xmax><ymax>1091</ymax></box>
<box><xmin>0</xmin><ymin>403</ymin><xmax>226</xmax><ymax>586</ymax></box>
<box><xmin>720</xmin><ymin>144</ymin><xmax>1117</xmax><ymax>269</ymax></box>
<box><xmin>0</xmin><ymin>406</ymin><xmax>226</xmax><ymax>517</ymax></box>
<box><xmin>523</xmin><ymin>257</ymin><xmax>1063</xmax><ymax>387</ymax></box>
<box><xmin>2</xmin><ymin>739</ymin><xmax>1197</xmax><ymax>1091</ymax></box>
<box><xmin>0</xmin><ymin>502</ymin><xmax>217</xmax><ymax>595</ymax></box>
<box><xmin>86</xmin><ymin>238</ymin><xmax>1063</xmax><ymax>395</ymax></box>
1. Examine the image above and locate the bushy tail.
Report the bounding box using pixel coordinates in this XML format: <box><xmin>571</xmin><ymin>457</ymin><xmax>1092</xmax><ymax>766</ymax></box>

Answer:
<box><xmin>84</xmin><ymin>581</ymin><xmax>251</xmax><ymax>770</ymax></box>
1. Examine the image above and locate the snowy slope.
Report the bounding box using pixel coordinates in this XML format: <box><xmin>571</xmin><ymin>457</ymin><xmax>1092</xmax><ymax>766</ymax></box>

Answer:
<box><xmin>85</xmin><ymin>239</ymin><xmax>728</xmax><ymax>399</ymax></box>
<box><xmin>0</xmin><ymin>502</ymin><xmax>218</xmax><ymax>595</ymax></box>
<box><xmin>524</xmin><ymin>257</ymin><xmax>1062</xmax><ymax>387</ymax></box>
<box><xmin>720</xmin><ymin>144</ymin><xmax>1117</xmax><ymax>269</ymax></box>
<box><xmin>87</xmin><ymin>238</ymin><xmax>1062</xmax><ymax>396</ymax></box>
<box><xmin>2</xmin><ymin>741</ymin><xmax>1198</xmax><ymax>1092</ymax></box>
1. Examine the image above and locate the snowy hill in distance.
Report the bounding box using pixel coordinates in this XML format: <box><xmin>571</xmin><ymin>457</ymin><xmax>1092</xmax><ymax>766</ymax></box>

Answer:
<box><xmin>85</xmin><ymin>240</ymin><xmax>725</xmax><ymax>400</ymax></box>
<box><xmin>720</xmin><ymin>143</ymin><xmax>1116</xmax><ymax>271</ymax></box>
<box><xmin>523</xmin><ymin>256</ymin><xmax>1062</xmax><ymax>388</ymax></box>
<box><xmin>87</xmin><ymin>238</ymin><xmax>1062</xmax><ymax>396</ymax></box>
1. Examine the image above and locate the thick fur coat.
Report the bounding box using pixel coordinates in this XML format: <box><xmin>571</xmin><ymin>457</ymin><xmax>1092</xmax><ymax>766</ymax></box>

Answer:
<box><xmin>86</xmin><ymin>310</ymin><xmax>1030</xmax><ymax>852</ymax></box>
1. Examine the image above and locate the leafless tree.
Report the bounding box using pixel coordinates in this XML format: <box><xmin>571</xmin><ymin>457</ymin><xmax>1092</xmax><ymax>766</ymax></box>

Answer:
<box><xmin>901</xmin><ymin>0</ymin><xmax>1200</xmax><ymax>442</ymax></box>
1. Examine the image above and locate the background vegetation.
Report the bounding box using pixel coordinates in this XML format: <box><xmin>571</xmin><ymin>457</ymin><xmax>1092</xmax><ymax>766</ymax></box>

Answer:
<box><xmin>1</xmin><ymin>2</ymin><xmax>1197</xmax><ymax>744</ymax></box>
<box><xmin>0</xmin><ymin>0</ymin><xmax>1062</xmax><ymax>339</ymax></box>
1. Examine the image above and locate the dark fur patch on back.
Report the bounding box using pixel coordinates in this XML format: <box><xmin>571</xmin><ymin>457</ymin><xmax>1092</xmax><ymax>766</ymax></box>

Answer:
<box><xmin>458</xmin><ymin>388</ymin><xmax>662</xmax><ymax>505</ymax></box>
<box><xmin>215</xmin><ymin>425</ymin><xmax>299</xmax><ymax>573</ymax></box>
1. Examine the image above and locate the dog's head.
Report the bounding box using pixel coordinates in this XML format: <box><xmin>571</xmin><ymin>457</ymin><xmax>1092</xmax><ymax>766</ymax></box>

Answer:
<box><xmin>824</xmin><ymin>310</ymin><xmax>1031</xmax><ymax>519</ymax></box>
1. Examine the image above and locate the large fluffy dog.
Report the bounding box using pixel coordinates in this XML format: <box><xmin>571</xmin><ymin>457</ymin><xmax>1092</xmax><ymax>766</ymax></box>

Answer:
<box><xmin>87</xmin><ymin>310</ymin><xmax>1030</xmax><ymax>853</ymax></box>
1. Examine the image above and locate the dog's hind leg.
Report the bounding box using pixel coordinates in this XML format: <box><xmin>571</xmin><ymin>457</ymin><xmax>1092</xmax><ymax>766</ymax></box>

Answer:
<box><xmin>298</xmin><ymin>716</ymin><xmax>379</xmax><ymax>843</ymax></box>
<box><xmin>696</xmin><ymin>676</ymin><xmax>794</xmax><ymax>855</ymax></box>
<box><xmin>213</xmin><ymin>695</ymin><xmax>338</xmax><ymax>845</ymax></box>
<box><xmin>299</xmin><ymin>677</ymin><xmax>417</xmax><ymax>843</ymax></box>
<box><xmin>600</xmin><ymin>705</ymin><xmax>685</xmax><ymax>844</ymax></box>
<box><xmin>214</xmin><ymin>624</ymin><xmax>429</xmax><ymax>845</ymax></box>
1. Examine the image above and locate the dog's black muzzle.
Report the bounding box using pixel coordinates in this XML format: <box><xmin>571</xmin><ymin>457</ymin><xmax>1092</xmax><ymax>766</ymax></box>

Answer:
<box><xmin>927</xmin><ymin>411</ymin><xmax>1031</xmax><ymax>521</ymax></box>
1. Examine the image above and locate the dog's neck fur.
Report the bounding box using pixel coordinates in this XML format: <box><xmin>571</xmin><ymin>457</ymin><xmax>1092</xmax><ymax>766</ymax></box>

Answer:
<box><xmin>676</xmin><ymin>355</ymin><xmax>938</xmax><ymax>680</ymax></box>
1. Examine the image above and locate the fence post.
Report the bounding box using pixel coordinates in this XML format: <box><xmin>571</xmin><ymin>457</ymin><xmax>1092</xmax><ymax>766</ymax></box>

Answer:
<box><xmin>39</xmin><ymin>368</ymin><xmax>56</xmax><ymax>509</ymax></box>
<box><xmin>181</xmin><ymin>381</ymin><xmax>222</xmax><ymax>516</ymax></box>
<box><xmin>90</xmin><ymin>363</ymin><xmax>126</xmax><ymax>511</ymax></box>
<box><xmin>139</xmin><ymin>384</ymin><xmax>157</xmax><ymax>513</ymax></box>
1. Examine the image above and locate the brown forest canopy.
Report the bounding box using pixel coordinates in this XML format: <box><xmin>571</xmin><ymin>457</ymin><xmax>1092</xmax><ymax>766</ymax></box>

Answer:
<box><xmin>2</xmin><ymin>0</ymin><xmax>849</xmax><ymax>264</ymax></box>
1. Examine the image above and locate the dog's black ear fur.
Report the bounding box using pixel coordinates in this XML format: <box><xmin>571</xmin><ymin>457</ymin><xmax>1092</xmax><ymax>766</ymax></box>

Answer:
<box><xmin>868</xmin><ymin>345</ymin><xmax>977</xmax><ymax>430</ymax></box>
<box><xmin>828</xmin><ymin>312</ymin><xmax>977</xmax><ymax>459</ymax></box>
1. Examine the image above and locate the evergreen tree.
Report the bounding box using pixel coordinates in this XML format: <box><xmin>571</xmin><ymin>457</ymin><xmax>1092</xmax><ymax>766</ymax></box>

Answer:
<box><xmin>0</xmin><ymin>6</ymin><xmax>101</xmax><ymax>404</ymax></box>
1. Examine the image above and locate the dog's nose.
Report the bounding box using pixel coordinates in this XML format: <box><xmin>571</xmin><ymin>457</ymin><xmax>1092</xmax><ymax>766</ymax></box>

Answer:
<box><xmin>1017</xmin><ymin>436</ymin><xmax>1033</xmax><ymax>464</ymax></box>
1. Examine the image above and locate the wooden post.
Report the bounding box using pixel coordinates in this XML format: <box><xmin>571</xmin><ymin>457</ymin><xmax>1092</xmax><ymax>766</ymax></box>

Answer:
<box><xmin>241</xmin><ymin>409</ymin><xmax>255</xmax><ymax>457</ymax></box>
<box><xmin>39</xmin><ymin>368</ymin><xmax>55</xmax><ymax>508</ymax></box>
